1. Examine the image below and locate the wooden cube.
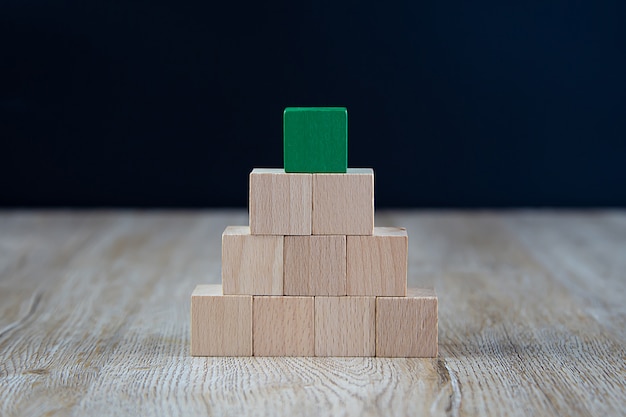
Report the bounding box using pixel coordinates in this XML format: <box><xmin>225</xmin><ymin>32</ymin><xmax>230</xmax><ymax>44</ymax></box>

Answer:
<box><xmin>283</xmin><ymin>107</ymin><xmax>347</xmax><ymax>173</ymax></box>
<box><xmin>376</xmin><ymin>288</ymin><xmax>438</xmax><ymax>358</ymax></box>
<box><xmin>249</xmin><ymin>168</ymin><xmax>312</xmax><ymax>235</ymax></box>
<box><xmin>284</xmin><ymin>235</ymin><xmax>346</xmax><ymax>296</ymax></box>
<box><xmin>315</xmin><ymin>296</ymin><xmax>375</xmax><ymax>356</ymax></box>
<box><xmin>312</xmin><ymin>168</ymin><xmax>374</xmax><ymax>235</ymax></box>
<box><xmin>253</xmin><ymin>296</ymin><xmax>315</xmax><ymax>356</ymax></box>
<box><xmin>347</xmin><ymin>227</ymin><xmax>407</xmax><ymax>296</ymax></box>
<box><xmin>222</xmin><ymin>226</ymin><xmax>283</xmax><ymax>295</ymax></box>
<box><xmin>190</xmin><ymin>285</ymin><xmax>252</xmax><ymax>356</ymax></box>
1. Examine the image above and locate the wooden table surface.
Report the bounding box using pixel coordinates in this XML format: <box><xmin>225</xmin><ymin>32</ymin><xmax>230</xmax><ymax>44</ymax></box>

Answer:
<box><xmin>1</xmin><ymin>211</ymin><xmax>625</xmax><ymax>416</ymax></box>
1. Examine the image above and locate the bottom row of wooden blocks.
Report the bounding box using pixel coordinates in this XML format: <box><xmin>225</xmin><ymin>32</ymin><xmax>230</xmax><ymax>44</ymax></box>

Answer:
<box><xmin>191</xmin><ymin>284</ymin><xmax>438</xmax><ymax>357</ymax></box>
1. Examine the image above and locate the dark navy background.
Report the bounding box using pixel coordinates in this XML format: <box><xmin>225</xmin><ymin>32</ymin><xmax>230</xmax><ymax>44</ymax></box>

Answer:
<box><xmin>2</xmin><ymin>1</ymin><xmax>625</xmax><ymax>207</ymax></box>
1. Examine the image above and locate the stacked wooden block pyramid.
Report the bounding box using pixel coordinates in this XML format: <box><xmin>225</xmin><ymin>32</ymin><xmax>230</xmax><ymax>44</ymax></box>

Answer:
<box><xmin>191</xmin><ymin>107</ymin><xmax>438</xmax><ymax>357</ymax></box>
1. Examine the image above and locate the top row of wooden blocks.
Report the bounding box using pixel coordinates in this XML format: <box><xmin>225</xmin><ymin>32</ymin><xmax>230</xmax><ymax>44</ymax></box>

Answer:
<box><xmin>250</xmin><ymin>168</ymin><xmax>374</xmax><ymax>236</ymax></box>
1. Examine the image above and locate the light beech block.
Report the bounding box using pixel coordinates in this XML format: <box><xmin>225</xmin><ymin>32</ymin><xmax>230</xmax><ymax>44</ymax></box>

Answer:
<box><xmin>284</xmin><ymin>235</ymin><xmax>346</xmax><ymax>296</ymax></box>
<box><xmin>222</xmin><ymin>226</ymin><xmax>283</xmax><ymax>295</ymax></box>
<box><xmin>376</xmin><ymin>288</ymin><xmax>438</xmax><ymax>358</ymax></box>
<box><xmin>253</xmin><ymin>296</ymin><xmax>315</xmax><ymax>356</ymax></box>
<box><xmin>249</xmin><ymin>168</ymin><xmax>312</xmax><ymax>235</ymax></box>
<box><xmin>315</xmin><ymin>296</ymin><xmax>375</xmax><ymax>357</ymax></box>
<box><xmin>190</xmin><ymin>285</ymin><xmax>252</xmax><ymax>356</ymax></box>
<box><xmin>312</xmin><ymin>168</ymin><xmax>374</xmax><ymax>235</ymax></box>
<box><xmin>347</xmin><ymin>227</ymin><xmax>408</xmax><ymax>296</ymax></box>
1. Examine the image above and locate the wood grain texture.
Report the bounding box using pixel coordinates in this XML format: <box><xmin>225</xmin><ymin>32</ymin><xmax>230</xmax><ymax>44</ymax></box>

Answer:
<box><xmin>222</xmin><ymin>226</ymin><xmax>283</xmax><ymax>295</ymax></box>
<box><xmin>312</xmin><ymin>169</ymin><xmax>374</xmax><ymax>235</ymax></box>
<box><xmin>315</xmin><ymin>296</ymin><xmax>375</xmax><ymax>357</ymax></box>
<box><xmin>253</xmin><ymin>296</ymin><xmax>314</xmax><ymax>356</ymax></box>
<box><xmin>376</xmin><ymin>288</ymin><xmax>438</xmax><ymax>357</ymax></box>
<box><xmin>347</xmin><ymin>227</ymin><xmax>407</xmax><ymax>296</ymax></box>
<box><xmin>191</xmin><ymin>284</ymin><xmax>252</xmax><ymax>356</ymax></box>
<box><xmin>284</xmin><ymin>235</ymin><xmax>347</xmax><ymax>296</ymax></box>
<box><xmin>1</xmin><ymin>210</ymin><xmax>625</xmax><ymax>416</ymax></box>
<box><xmin>249</xmin><ymin>168</ymin><xmax>312</xmax><ymax>235</ymax></box>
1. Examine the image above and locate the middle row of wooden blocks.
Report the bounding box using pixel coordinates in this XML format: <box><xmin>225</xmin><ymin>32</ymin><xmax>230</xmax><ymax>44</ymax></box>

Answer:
<box><xmin>222</xmin><ymin>226</ymin><xmax>407</xmax><ymax>296</ymax></box>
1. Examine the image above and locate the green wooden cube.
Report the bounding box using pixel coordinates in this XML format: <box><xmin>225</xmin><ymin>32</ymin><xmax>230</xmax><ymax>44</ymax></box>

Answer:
<box><xmin>283</xmin><ymin>107</ymin><xmax>347</xmax><ymax>173</ymax></box>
